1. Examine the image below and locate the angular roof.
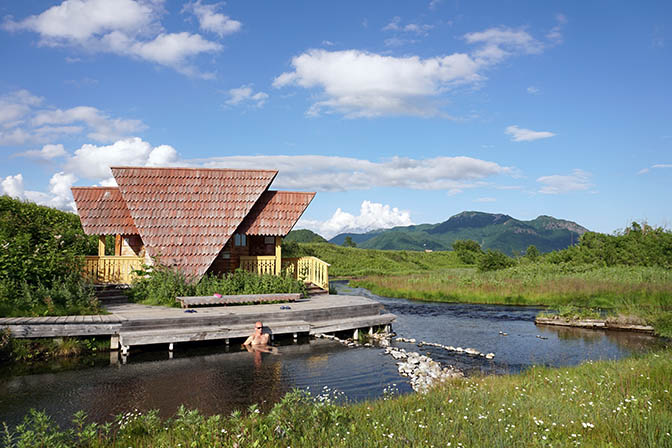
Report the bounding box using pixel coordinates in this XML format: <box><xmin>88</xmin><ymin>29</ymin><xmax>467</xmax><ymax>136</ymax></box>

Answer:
<box><xmin>71</xmin><ymin>187</ymin><xmax>137</xmax><ymax>235</ymax></box>
<box><xmin>238</xmin><ymin>190</ymin><xmax>316</xmax><ymax>236</ymax></box>
<box><xmin>111</xmin><ymin>166</ymin><xmax>277</xmax><ymax>278</ymax></box>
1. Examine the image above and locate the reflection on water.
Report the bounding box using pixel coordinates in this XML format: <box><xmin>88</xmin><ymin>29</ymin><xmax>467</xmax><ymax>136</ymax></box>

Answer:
<box><xmin>0</xmin><ymin>280</ymin><xmax>665</xmax><ymax>429</ymax></box>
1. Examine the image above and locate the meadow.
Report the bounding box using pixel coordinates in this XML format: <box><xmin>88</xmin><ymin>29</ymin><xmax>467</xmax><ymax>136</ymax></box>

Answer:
<box><xmin>4</xmin><ymin>349</ymin><xmax>671</xmax><ymax>447</ymax></box>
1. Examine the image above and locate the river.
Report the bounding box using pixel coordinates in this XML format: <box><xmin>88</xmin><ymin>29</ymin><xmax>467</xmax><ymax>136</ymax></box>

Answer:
<box><xmin>0</xmin><ymin>281</ymin><xmax>664</xmax><ymax>428</ymax></box>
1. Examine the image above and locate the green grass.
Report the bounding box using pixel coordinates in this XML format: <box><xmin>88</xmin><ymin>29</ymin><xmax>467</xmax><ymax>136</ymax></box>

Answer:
<box><xmin>350</xmin><ymin>264</ymin><xmax>672</xmax><ymax>337</ymax></box>
<box><xmin>4</xmin><ymin>350</ymin><xmax>672</xmax><ymax>447</ymax></box>
<box><xmin>285</xmin><ymin>242</ymin><xmax>467</xmax><ymax>277</ymax></box>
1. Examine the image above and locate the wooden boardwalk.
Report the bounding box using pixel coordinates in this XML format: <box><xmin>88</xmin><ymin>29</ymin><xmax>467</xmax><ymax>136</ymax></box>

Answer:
<box><xmin>0</xmin><ymin>295</ymin><xmax>395</xmax><ymax>354</ymax></box>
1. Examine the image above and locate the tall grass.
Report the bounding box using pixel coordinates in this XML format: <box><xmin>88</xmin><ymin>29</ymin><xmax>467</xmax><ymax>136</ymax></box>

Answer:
<box><xmin>3</xmin><ymin>350</ymin><xmax>671</xmax><ymax>447</ymax></box>
<box><xmin>285</xmin><ymin>242</ymin><xmax>467</xmax><ymax>277</ymax></box>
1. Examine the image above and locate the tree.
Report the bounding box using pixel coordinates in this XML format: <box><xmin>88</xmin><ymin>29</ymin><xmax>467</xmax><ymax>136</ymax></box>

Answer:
<box><xmin>452</xmin><ymin>239</ymin><xmax>483</xmax><ymax>264</ymax></box>
<box><xmin>342</xmin><ymin>236</ymin><xmax>357</xmax><ymax>247</ymax></box>
<box><xmin>478</xmin><ymin>249</ymin><xmax>515</xmax><ymax>272</ymax></box>
<box><xmin>525</xmin><ymin>245</ymin><xmax>540</xmax><ymax>261</ymax></box>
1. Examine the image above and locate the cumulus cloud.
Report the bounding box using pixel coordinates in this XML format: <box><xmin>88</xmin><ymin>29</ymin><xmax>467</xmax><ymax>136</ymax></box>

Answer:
<box><xmin>274</xmin><ymin>26</ymin><xmax>543</xmax><ymax>117</ymax></box>
<box><xmin>546</xmin><ymin>13</ymin><xmax>567</xmax><ymax>45</ymax></box>
<box><xmin>297</xmin><ymin>201</ymin><xmax>413</xmax><ymax>239</ymax></box>
<box><xmin>526</xmin><ymin>86</ymin><xmax>540</xmax><ymax>95</ymax></box>
<box><xmin>198</xmin><ymin>154</ymin><xmax>511</xmax><ymax>192</ymax></box>
<box><xmin>505</xmin><ymin>125</ymin><xmax>555</xmax><ymax>142</ymax></box>
<box><xmin>537</xmin><ymin>169</ymin><xmax>592</xmax><ymax>194</ymax></box>
<box><xmin>3</xmin><ymin>0</ymin><xmax>226</xmax><ymax>77</ymax></box>
<box><xmin>225</xmin><ymin>85</ymin><xmax>269</xmax><ymax>107</ymax></box>
<box><xmin>637</xmin><ymin>163</ymin><xmax>672</xmax><ymax>175</ymax></box>
<box><xmin>183</xmin><ymin>0</ymin><xmax>241</xmax><ymax>37</ymax></box>
<box><xmin>65</xmin><ymin>137</ymin><xmax>179</xmax><ymax>179</ymax></box>
<box><xmin>0</xmin><ymin>89</ymin><xmax>43</xmax><ymax>126</ymax></box>
<box><xmin>1</xmin><ymin>171</ymin><xmax>77</xmax><ymax>210</ymax></box>
<box><xmin>273</xmin><ymin>49</ymin><xmax>481</xmax><ymax>117</ymax></box>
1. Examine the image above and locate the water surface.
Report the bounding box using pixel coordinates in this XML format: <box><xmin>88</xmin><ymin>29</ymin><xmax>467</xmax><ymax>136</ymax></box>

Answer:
<box><xmin>1</xmin><ymin>281</ymin><xmax>664</xmax><ymax>428</ymax></box>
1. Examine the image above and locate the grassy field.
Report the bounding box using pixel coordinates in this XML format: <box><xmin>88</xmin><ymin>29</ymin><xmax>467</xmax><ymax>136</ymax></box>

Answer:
<box><xmin>287</xmin><ymin>242</ymin><xmax>467</xmax><ymax>277</ymax></box>
<box><xmin>350</xmin><ymin>264</ymin><xmax>672</xmax><ymax>337</ymax></box>
<box><xmin>5</xmin><ymin>349</ymin><xmax>671</xmax><ymax>447</ymax></box>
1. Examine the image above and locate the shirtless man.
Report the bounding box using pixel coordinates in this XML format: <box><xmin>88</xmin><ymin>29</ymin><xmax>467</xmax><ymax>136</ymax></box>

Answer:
<box><xmin>243</xmin><ymin>321</ymin><xmax>270</xmax><ymax>346</ymax></box>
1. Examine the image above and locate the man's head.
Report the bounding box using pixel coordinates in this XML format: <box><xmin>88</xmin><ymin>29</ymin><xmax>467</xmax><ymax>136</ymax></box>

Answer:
<box><xmin>255</xmin><ymin>321</ymin><xmax>263</xmax><ymax>333</ymax></box>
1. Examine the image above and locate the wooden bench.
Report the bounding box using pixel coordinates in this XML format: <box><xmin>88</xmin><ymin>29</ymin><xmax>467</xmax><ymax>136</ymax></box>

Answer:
<box><xmin>176</xmin><ymin>293</ymin><xmax>302</xmax><ymax>308</ymax></box>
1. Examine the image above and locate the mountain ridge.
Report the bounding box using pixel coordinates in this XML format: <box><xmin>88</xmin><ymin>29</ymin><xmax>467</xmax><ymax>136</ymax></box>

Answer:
<box><xmin>325</xmin><ymin>211</ymin><xmax>589</xmax><ymax>255</ymax></box>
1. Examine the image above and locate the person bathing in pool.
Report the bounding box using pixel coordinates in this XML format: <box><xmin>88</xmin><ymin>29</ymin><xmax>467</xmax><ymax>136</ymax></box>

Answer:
<box><xmin>243</xmin><ymin>321</ymin><xmax>270</xmax><ymax>346</ymax></box>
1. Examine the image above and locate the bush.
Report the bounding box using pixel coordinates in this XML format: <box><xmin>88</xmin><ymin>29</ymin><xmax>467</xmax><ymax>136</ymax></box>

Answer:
<box><xmin>127</xmin><ymin>265</ymin><xmax>307</xmax><ymax>307</ymax></box>
<box><xmin>452</xmin><ymin>239</ymin><xmax>483</xmax><ymax>265</ymax></box>
<box><xmin>477</xmin><ymin>249</ymin><xmax>515</xmax><ymax>272</ymax></box>
<box><xmin>0</xmin><ymin>196</ymin><xmax>99</xmax><ymax>316</ymax></box>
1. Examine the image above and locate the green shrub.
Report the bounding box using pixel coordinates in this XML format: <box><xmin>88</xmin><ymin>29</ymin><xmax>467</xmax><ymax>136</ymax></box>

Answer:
<box><xmin>0</xmin><ymin>196</ymin><xmax>99</xmax><ymax>317</ymax></box>
<box><xmin>127</xmin><ymin>265</ymin><xmax>307</xmax><ymax>307</ymax></box>
<box><xmin>478</xmin><ymin>249</ymin><xmax>515</xmax><ymax>271</ymax></box>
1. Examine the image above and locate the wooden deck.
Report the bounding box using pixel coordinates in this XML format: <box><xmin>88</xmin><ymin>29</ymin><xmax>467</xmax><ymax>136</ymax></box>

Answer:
<box><xmin>0</xmin><ymin>295</ymin><xmax>395</xmax><ymax>354</ymax></box>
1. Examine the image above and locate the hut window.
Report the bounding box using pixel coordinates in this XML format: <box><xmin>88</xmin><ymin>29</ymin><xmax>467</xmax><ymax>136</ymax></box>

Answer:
<box><xmin>234</xmin><ymin>233</ymin><xmax>247</xmax><ymax>247</ymax></box>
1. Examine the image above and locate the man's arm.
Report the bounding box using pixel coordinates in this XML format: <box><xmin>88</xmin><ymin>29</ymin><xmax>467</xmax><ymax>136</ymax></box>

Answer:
<box><xmin>243</xmin><ymin>334</ymin><xmax>254</xmax><ymax>345</ymax></box>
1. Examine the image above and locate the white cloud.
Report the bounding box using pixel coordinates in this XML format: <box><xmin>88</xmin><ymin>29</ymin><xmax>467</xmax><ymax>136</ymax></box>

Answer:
<box><xmin>383</xmin><ymin>17</ymin><xmax>433</xmax><ymax>35</ymax></box>
<box><xmin>273</xmin><ymin>49</ymin><xmax>480</xmax><ymax>117</ymax></box>
<box><xmin>546</xmin><ymin>13</ymin><xmax>567</xmax><ymax>45</ymax></box>
<box><xmin>0</xmin><ymin>90</ymin><xmax>43</xmax><ymax>126</ymax></box>
<box><xmin>637</xmin><ymin>163</ymin><xmax>672</xmax><ymax>175</ymax></box>
<box><xmin>274</xmin><ymin>26</ymin><xmax>543</xmax><ymax>117</ymax></box>
<box><xmin>0</xmin><ymin>89</ymin><xmax>145</xmax><ymax>146</ymax></box>
<box><xmin>464</xmin><ymin>27</ymin><xmax>543</xmax><ymax>64</ymax></box>
<box><xmin>1</xmin><ymin>174</ymin><xmax>25</xmax><ymax>198</ymax></box>
<box><xmin>1</xmin><ymin>171</ymin><xmax>76</xmax><ymax>211</ymax></box>
<box><xmin>505</xmin><ymin>125</ymin><xmax>555</xmax><ymax>142</ymax></box>
<box><xmin>32</xmin><ymin>106</ymin><xmax>145</xmax><ymax>142</ymax></box>
<box><xmin>475</xmin><ymin>197</ymin><xmax>496</xmax><ymax>202</ymax></box>
<box><xmin>15</xmin><ymin>143</ymin><xmax>67</xmax><ymax>159</ymax></box>
<box><xmin>3</xmin><ymin>0</ymin><xmax>223</xmax><ymax>77</ymax></box>
<box><xmin>225</xmin><ymin>85</ymin><xmax>269</xmax><ymax>107</ymax></box>
<box><xmin>297</xmin><ymin>200</ymin><xmax>413</xmax><ymax>239</ymax></box>
<box><xmin>183</xmin><ymin>0</ymin><xmax>241</xmax><ymax>37</ymax></box>
<box><xmin>65</xmin><ymin>137</ymin><xmax>179</xmax><ymax>179</ymax></box>
<box><xmin>537</xmin><ymin>169</ymin><xmax>592</xmax><ymax>194</ymax></box>
<box><xmin>526</xmin><ymin>86</ymin><xmax>540</xmax><ymax>95</ymax></box>
<box><xmin>198</xmin><ymin>154</ymin><xmax>510</xmax><ymax>192</ymax></box>
<box><xmin>429</xmin><ymin>0</ymin><xmax>442</xmax><ymax>10</ymax></box>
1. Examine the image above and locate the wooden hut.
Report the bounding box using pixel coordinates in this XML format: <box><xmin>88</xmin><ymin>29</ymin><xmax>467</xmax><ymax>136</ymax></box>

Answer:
<box><xmin>71</xmin><ymin>166</ymin><xmax>328</xmax><ymax>291</ymax></box>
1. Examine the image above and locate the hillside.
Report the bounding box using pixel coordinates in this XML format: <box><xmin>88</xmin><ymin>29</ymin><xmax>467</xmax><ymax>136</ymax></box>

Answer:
<box><xmin>285</xmin><ymin>229</ymin><xmax>327</xmax><ymax>243</ymax></box>
<box><xmin>328</xmin><ymin>211</ymin><xmax>589</xmax><ymax>255</ymax></box>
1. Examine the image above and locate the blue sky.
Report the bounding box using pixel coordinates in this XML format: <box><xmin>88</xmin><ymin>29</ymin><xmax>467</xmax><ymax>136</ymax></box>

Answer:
<box><xmin>1</xmin><ymin>1</ymin><xmax>670</xmax><ymax>239</ymax></box>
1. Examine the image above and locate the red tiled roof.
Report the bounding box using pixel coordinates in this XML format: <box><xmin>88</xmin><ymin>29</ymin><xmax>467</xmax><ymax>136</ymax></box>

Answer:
<box><xmin>238</xmin><ymin>190</ymin><xmax>315</xmax><ymax>236</ymax></box>
<box><xmin>71</xmin><ymin>187</ymin><xmax>137</xmax><ymax>235</ymax></box>
<box><xmin>111</xmin><ymin>166</ymin><xmax>277</xmax><ymax>278</ymax></box>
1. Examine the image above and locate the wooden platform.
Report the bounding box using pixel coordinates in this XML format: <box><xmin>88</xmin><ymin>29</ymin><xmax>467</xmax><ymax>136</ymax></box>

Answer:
<box><xmin>176</xmin><ymin>293</ymin><xmax>301</xmax><ymax>308</ymax></box>
<box><xmin>0</xmin><ymin>295</ymin><xmax>395</xmax><ymax>354</ymax></box>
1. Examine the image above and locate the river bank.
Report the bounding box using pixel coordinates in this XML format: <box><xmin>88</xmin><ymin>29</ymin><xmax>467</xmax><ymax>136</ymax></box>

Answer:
<box><xmin>350</xmin><ymin>264</ymin><xmax>672</xmax><ymax>337</ymax></box>
<box><xmin>4</xmin><ymin>348</ymin><xmax>671</xmax><ymax>447</ymax></box>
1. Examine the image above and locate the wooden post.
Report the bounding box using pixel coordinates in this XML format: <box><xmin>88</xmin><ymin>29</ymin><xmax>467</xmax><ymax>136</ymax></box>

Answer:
<box><xmin>275</xmin><ymin>236</ymin><xmax>282</xmax><ymax>275</ymax></box>
<box><xmin>98</xmin><ymin>235</ymin><xmax>106</xmax><ymax>256</ymax></box>
<box><xmin>115</xmin><ymin>234</ymin><xmax>122</xmax><ymax>256</ymax></box>
<box><xmin>110</xmin><ymin>335</ymin><xmax>120</xmax><ymax>350</ymax></box>
<box><xmin>353</xmin><ymin>328</ymin><xmax>359</xmax><ymax>340</ymax></box>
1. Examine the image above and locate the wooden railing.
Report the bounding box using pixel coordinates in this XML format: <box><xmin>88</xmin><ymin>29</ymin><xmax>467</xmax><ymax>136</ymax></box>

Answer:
<box><xmin>83</xmin><ymin>256</ymin><xmax>144</xmax><ymax>284</ymax></box>
<box><xmin>282</xmin><ymin>256</ymin><xmax>330</xmax><ymax>291</ymax></box>
<box><xmin>239</xmin><ymin>255</ymin><xmax>277</xmax><ymax>275</ymax></box>
<box><xmin>239</xmin><ymin>255</ymin><xmax>330</xmax><ymax>291</ymax></box>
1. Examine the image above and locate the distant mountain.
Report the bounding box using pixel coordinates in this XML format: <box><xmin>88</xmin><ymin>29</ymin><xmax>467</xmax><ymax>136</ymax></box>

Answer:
<box><xmin>328</xmin><ymin>211</ymin><xmax>589</xmax><ymax>255</ymax></box>
<box><xmin>285</xmin><ymin>229</ymin><xmax>327</xmax><ymax>243</ymax></box>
